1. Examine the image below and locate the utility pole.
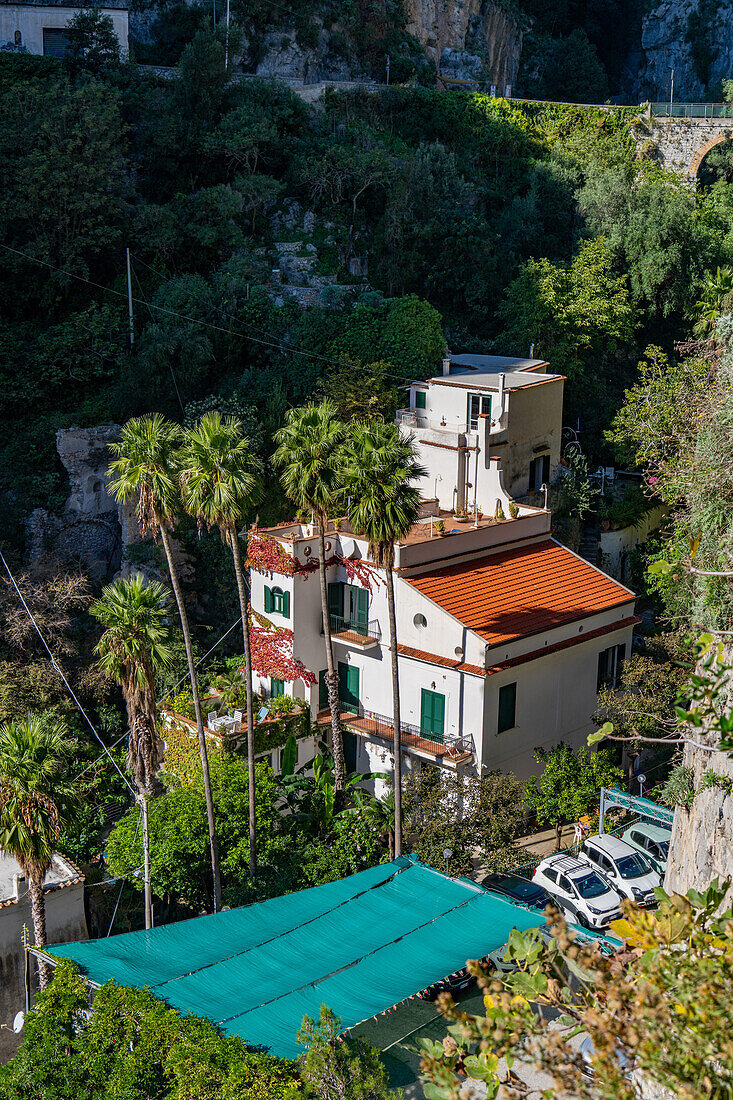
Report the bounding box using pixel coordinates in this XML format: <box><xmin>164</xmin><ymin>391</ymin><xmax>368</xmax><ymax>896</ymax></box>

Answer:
<box><xmin>670</xmin><ymin>65</ymin><xmax>674</xmax><ymax>106</ymax></box>
<box><xmin>225</xmin><ymin>0</ymin><xmax>230</xmax><ymax>69</ymax></box>
<box><xmin>125</xmin><ymin>247</ymin><xmax>134</xmax><ymax>347</ymax></box>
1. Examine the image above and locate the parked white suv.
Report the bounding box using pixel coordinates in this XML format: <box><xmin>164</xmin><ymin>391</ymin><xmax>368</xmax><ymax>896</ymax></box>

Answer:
<box><xmin>620</xmin><ymin>822</ymin><xmax>671</xmax><ymax>875</ymax></box>
<box><xmin>579</xmin><ymin>834</ymin><xmax>661</xmax><ymax>906</ymax></box>
<box><xmin>532</xmin><ymin>853</ymin><xmax>623</xmax><ymax>929</ymax></box>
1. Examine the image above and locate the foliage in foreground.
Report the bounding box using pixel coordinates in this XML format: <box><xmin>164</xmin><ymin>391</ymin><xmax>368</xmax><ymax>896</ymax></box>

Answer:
<box><xmin>298</xmin><ymin>1006</ymin><xmax>396</xmax><ymax>1100</ymax></box>
<box><xmin>0</xmin><ymin>961</ymin><xmax>301</xmax><ymax>1100</ymax></box>
<box><xmin>419</xmin><ymin>879</ymin><xmax>733</xmax><ymax>1099</ymax></box>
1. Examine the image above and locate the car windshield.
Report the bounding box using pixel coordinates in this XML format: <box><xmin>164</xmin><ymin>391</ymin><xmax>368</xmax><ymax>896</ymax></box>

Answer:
<box><xmin>616</xmin><ymin>853</ymin><xmax>652</xmax><ymax>879</ymax></box>
<box><xmin>505</xmin><ymin>879</ymin><xmax>539</xmax><ymax>900</ymax></box>
<box><xmin>572</xmin><ymin>871</ymin><xmax>608</xmax><ymax>899</ymax></box>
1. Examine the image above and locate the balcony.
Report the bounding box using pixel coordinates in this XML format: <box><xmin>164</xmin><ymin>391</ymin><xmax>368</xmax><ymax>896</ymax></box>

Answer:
<box><xmin>319</xmin><ymin>703</ymin><xmax>474</xmax><ymax>765</ymax></box>
<box><xmin>328</xmin><ymin>614</ymin><xmax>381</xmax><ymax>650</ymax></box>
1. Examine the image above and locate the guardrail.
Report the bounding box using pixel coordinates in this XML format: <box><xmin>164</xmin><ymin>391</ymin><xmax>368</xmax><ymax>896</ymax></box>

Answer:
<box><xmin>651</xmin><ymin>102</ymin><xmax>733</xmax><ymax>118</ymax></box>
<box><xmin>329</xmin><ymin>614</ymin><xmax>381</xmax><ymax>640</ymax></box>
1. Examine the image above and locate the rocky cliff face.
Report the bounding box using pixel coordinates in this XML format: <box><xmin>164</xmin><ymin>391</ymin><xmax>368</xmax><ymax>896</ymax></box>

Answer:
<box><xmin>404</xmin><ymin>0</ymin><xmax>522</xmax><ymax>88</ymax></box>
<box><xmin>665</xmin><ymin>642</ymin><xmax>733</xmax><ymax>902</ymax></box>
<box><xmin>629</xmin><ymin>0</ymin><xmax>733</xmax><ymax>102</ymax></box>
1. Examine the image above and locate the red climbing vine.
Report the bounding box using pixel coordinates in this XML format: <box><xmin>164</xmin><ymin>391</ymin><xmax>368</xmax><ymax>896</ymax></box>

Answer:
<box><xmin>246</xmin><ymin>531</ymin><xmax>382</xmax><ymax>593</ymax></box>
<box><xmin>247</xmin><ymin>609</ymin><xmax>316</xmax><ymax>685</ymax></box>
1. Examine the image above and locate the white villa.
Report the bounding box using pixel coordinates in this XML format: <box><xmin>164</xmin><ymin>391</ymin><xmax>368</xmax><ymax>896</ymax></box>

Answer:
<box><xmin>248</xmin><ymin>354</ymin><xmax>637</xmax><ymax>784</ymax></box>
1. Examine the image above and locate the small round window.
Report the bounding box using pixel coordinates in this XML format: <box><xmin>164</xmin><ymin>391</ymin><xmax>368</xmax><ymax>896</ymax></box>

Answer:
<box><xmin>413</xmin><ymin>613</ymin><xmax>427</xmax><ymax>628</ymax></box>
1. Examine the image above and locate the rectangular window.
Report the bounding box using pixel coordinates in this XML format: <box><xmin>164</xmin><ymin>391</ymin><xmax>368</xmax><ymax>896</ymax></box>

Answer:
<box><xmin>467</xmin><ymin>392</ymin><xmax>491</xmax><ymax>431</ymax></box>
<box><xmin>597</xmin><ymin>644</ymin><xmax>626</xmax><ymax>690</ymax></box>
<box><xmin>43</xmin><ymin>28</ymin><xmax>71</xmax><ymax>57</ymax></box>
<box><xmin>328</xmin><ymin>582</ymin><xmax>368</xmax><ymax>635</ymax></box>
<box><xmin>415</xmin><ymin>389</ymin><xmax>427</xmax><ymax>410</ymax></box>
<box><xmin>497</xmin><ymin>682</ymin><xmax>517</xmax><ymax>734</ymax></box>
<box><xmin>270</xmin><ymin>678</ymin><xmax>285</xmax><ymax>698</ymax></box>
<box><xmin>420</xmin><ymin>689</ymin><xmax>445</xmax><ymax>742</ymax></box>
<box><xmin>529</xmin><ymin>454</ymin><xmax>551</xmax><ymax>493</ymax></box>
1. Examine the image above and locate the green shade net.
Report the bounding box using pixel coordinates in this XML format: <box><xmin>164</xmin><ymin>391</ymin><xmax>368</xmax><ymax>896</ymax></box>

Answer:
<box><xmin>44</xmin><ymin>854</ymin><xmax>540</xmax><ymax>1058</ymax></box>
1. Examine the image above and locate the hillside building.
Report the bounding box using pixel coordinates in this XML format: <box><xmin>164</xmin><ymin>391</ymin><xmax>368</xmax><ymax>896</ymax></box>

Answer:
<box><xmin>247</xmin><ymin>355</ymin><xmax>636</xmax><ymax>786</ymax></box>
<box><xmin>0</xmin><ymin>0</ymin><xmax>128</xmax><ymax>58</ymax></box>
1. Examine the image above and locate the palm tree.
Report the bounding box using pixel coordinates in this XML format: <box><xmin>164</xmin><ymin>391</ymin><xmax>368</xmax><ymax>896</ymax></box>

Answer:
<box><xmin>0</xmin><ymin>715</ymin><xmax>78</xmax><ymax>988</ymax></box>
<box><xmin>90</xmin><ymin>574</ymin><xmax>173</xmax><ymax>928</ymax></box>
<box><xmin>179</xmin><ymin>411</ymin><xmax>262</xmax><ymax>877</ymax></box>
<box><xmin>107</xmin><ymin>413</ymin><xmax>222</xmax><ymax>911</ymax></box>
<box><xmin>694</xmin><ymin>265</ymin><xmax>733</xmax><ymax>337</ymax></box>
<box><xmin>352</xmin><ymin>789</ymin><xmax>396</xmax><ymax>861</ymax></box>
<box><xmin>273</xmin><ymin>400</ymin><xmax>348</xmax><ymax>790</ymax></box>
<box><xmin>343</xmin><ymin>420</ymin><xmax>425</xmax><ymax>856</ymax></box>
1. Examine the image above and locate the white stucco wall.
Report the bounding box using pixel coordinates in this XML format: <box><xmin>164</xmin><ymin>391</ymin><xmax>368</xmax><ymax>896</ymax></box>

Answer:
<box><xmin>0</xmin><ymin>878</ymin><xmax>87</xmax><ymax>1062</ymax></box>
<box><xmin>482</xmin><ymin>623</ymin><xmax>635</xmax><ymax>779</ymax></box>
<box><xmin>0</xmin><ymin>5</ymin><xmax>129</xmax><ymax>55</ymax></box>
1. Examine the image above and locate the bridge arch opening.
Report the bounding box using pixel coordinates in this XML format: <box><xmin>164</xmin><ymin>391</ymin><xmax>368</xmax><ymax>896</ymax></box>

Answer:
<box><xmin>692</xmin><ymin>131</ymin><xmax>733</xmax><ymax>184</ymax></box>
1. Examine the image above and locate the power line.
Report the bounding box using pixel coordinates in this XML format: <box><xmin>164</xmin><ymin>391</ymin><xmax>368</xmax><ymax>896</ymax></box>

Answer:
<box><xmin>1</xmin><ymin>243</ymin><xmax>412</xmax><ymax>385</ymax></box>
<box><xmin>0</xmin><ymin>549</ymin><xmax>136</xmax><ymax>798</ymax></box>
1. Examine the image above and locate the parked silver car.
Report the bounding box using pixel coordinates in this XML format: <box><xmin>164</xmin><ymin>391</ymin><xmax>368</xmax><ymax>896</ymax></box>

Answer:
<box><xmin>620</xmin><ymin>822</ymin><xmax>671</xmax><ymax>875</ymax></box>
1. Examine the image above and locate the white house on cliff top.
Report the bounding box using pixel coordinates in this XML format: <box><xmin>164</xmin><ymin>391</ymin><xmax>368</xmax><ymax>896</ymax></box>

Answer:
<box><xmin>248</xmin><ymin>354</ymin><xmax>636</xmax><ymax>785</ymax></box>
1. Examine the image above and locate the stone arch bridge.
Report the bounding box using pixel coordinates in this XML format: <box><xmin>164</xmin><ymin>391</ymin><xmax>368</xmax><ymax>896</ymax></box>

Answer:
<box><xmin>645</xmin><ymin>105</ymin><xmax>733</xmax><ymax>177</ymax></box>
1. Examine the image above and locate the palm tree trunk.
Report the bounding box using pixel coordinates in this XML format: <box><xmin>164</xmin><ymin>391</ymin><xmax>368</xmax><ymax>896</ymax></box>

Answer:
<box><xmin>318</xmin><ymin>523</ymin><xmax>345</xmax><ymax>790</ymax></box>
<box><xmin>141</xmin><ymin>795</ymin><xmax>152</xmax><ymax>930</ymax></box>
<box><xmin>158</xmin><ymin>523</ymin><xmax>222</xmax><ymax>912</ymax></box>
<box><xmin>386</xmin><ymin>563</ymin><xmax>403</xmax><ymax>856</ymax></box>
<box><xmin>28</xmin><ymin>876</ymin><xmax>50</xmax><ymax>989</ymax></box>
<box><xmin>230</xmin><ymin>528</ymin><xmax>256</xmax><ymax>878</ymax></box>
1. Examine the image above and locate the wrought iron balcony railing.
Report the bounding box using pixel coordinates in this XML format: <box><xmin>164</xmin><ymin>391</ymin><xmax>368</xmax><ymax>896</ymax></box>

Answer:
<box><xmin>328</xmin><ymin>614</ymin><xmax>381</xmax><ymax>640</ymax></box>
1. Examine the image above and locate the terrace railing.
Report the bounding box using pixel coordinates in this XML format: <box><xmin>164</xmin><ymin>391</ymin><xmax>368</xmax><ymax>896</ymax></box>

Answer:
<box><xmin>340</xmin><ymin>703</ymin><xmax>474</xmax><ymax>760</ymax></box>
<box><xmin>329</xmin><ymin>614</ymin><xmax>381</xmax><ymax>640</ymax></box>
<box><xmin>650</xmin><ymin>102</ymin><xmax>733</xmax><ymax>118</ymax></box>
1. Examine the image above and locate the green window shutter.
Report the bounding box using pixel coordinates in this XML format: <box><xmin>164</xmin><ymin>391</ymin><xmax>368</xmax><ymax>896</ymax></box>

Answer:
<box><xmin>318</xmin><ymin>670</ymin><xmax>328</xmax><ymax>710</ymax></box>
<box><xmin>350</xmin><ymin>586</ymin><xmax>368</xmax><ymax>633</ymax></box>
<box><xmin>415</xmin><ymin>390</ymin><xmax>426</xmax><ymax>410</ymax></box>
<box><xmin>328</xmin><ymin>582</ymin><xmax>343</xmax><ymax>621</ymax></box>
<box><xmin>282</xmin><ymin>590</ymin><xmax>290</xmax><ymax>618</ymax></box>
<box><xmin>264</xmin><ymin>585</ymin><xmax>273</xmax><ymax>613</ymax></box>
<box><xmin>498</xmin><ymin>682</ymin><xmax>517</xmax><ymax>734</ymax></box>
<box><xmin>420</xmin><ymin>689</ymin><xmax>445</xmax><ymax>741</ymax></box>
<box><xmin>270</xmin><ymin>678</ymin><xmax>285</xmax><ymax>698</ymax></box>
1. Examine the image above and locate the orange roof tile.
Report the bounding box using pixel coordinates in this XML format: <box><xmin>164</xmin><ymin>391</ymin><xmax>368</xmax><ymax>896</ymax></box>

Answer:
<box><xmin>406</xmin><ymin>539</ymin><xmax>634</xmax><ymax>648</ymax></box>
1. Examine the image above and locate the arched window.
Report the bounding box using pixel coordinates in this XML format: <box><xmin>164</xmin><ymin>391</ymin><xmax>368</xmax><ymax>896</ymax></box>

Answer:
<box><xmin>264</xmin><ymin>585</ymin><xmax>290</xmax><ymax>617</ymax></box>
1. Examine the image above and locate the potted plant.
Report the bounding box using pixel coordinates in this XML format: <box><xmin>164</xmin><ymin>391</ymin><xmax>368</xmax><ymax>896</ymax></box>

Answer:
<box><xmin>494</xmin><ymin>500</ymin><xmax>506</xmax><ymax>521</ymax></box>
<box><xmin>434</xmin><ymin>519</ymin><xmax>445</xmax><ymax>536</ymax></box>
<box><xmin>508</xmin><ymin>502</ymin><xmax>519</xmax><ymax>519</ymax></box>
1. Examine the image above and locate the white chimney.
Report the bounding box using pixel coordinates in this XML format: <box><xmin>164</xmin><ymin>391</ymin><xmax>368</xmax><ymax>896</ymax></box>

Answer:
<box><xmin>442</xmin><ymin>357</ymin><xmax>451</xmax><ymax>376</ymax></box>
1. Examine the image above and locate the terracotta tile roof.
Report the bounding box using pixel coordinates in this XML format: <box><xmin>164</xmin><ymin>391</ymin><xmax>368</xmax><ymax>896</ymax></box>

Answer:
<box><xmin>396</xmin><ymin>644</ymin><xmax>486</xmax><ymax>677</ymax></box>
<box><xmin>406</xmin><ymin>539</ymin><xmax>634</xmax><ymax>648</ymax></box>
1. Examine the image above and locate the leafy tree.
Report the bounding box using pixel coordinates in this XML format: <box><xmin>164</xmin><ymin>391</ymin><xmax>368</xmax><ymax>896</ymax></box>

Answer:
<box><xmin>0</xmin><ymin>960</ymin><xmax>301</xmax><ymax>1099</ymax></box>
<box><xmin>693</xmin><ymin>264</ymin><xmax>733</xmax><ymax>337</ymax></box>
<box><xmin>594</xmin><ymin>632</ymin><xmax>688</xmax><ymax>787</ymax></box>
<box><xmin>108</xmin><ymin>414</ymin><xmax>222</xmax><ymax>911</ymax></box>
<box><xmin>107</xmin><ymin>757</ymin><xmax>278</xmax><ymax>911</ymax></box>
<box><xmin>403</xmin><ymin>769</ymin><xmax>525</xmax><ymax>876</ymax></box>
<box><xmin>419</xmin><ymin>879</ymin><xmax>733</xmax><ymax>1100</ymax></box>
<box><xmin>343</xmin><ymin>420</ymin><xmax>425</xmax><ymax>855</ymax></box>
<box><xmin>297</xmin><ymin>1005</ymin><xmax>394</xmax><ymax>1100</ymax></box>
<box><xmin>524</xmin><ymin>742</ymin><xmax>621</xmax><ymax>848</ymax></box>
<box><xmin>550</xmin><ymin>448</ymin><xmax>597</xmax><ymax>550</ymax></box>
<box><xmin>180</xmin><ymin>411</ymin><xmax>262</xmax><ymax>875</ymax></box>
<box><xmin>90</xmin><ymin>574</ymin><xmax>173</xmax><ymax>928</ymax></box>
<box><xmin>63</xmin><ymin>9</ymin><xmax>122</xmax><ymax>76</ymax></box>
<box><xmin>0</xmin><ymin>715</ymin><xmax>78</xmax><ymax>986</ymax></box>
<box><xmin>534</xmin><ymin>29</ymin><xmax>610</xmax><ymax>105</ymax></box>
<box><xmin>273</xmin><ymin>400</ymin><xmax>348</xmax><ymax>789</ymax></box>
<box><xmin>0</xmin><ymin>74</ymin><xmax>127</xmax><ymax>298</ymax></box>
<box><xmin>497</xmin><ymin>238</ymin><xmax>635</xmax><ymax>437</ymax></box>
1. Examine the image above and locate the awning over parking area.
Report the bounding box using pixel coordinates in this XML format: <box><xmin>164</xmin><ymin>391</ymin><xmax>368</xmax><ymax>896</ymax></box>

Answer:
<box><xmin>42</xmin><ymin>854</ymin><xmax>539</xmax><ymax>1058</ymax></box>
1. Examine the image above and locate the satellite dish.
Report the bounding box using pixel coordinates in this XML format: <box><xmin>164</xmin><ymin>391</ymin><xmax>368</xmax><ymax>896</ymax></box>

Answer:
<box><xmin>12</xmin><ymin>1011</ymin><xmax>25</xmax><ymax>1034</ymax></box>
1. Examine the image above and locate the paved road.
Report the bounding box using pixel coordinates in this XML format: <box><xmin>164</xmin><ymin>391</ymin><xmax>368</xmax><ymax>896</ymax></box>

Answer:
<box><xmin>353</xmin><ymin>986</ymin><xmax>558</xmax><ymax>1098</ymax></box>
